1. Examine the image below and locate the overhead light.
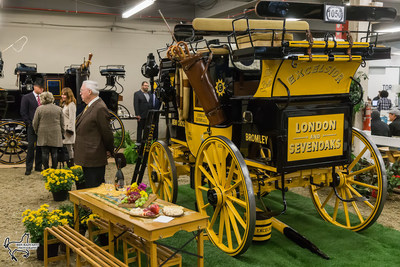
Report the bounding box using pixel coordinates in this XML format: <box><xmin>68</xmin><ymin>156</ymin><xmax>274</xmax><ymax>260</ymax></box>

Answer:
<box><xmin>287</xmin><ymin>18</ymin><xmax>300</xmax><ymax>21</ymax></box>
<box><xmin>122</xmin><ymin>0</ymin><xmax>156</xmax><ymax>18</ymax></box>
<box><xmin>378</xmin><ymin>27</ymin><xmax>400</xmax><ymax>33</ymax></box>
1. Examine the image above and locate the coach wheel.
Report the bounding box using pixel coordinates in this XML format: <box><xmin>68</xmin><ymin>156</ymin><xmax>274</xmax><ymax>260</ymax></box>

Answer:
<box><xmin>310</xmin><ymin>128</ymin><xmax>386</xmax><ymax>232</ymax></box>
<box><xmin>194</xmin><ymin>136</ymin><xmax>256</xmax><ymax>256</ymax></box>
<box><xmin>109</xmin><ymin>111</ymin><xmax>125</xmax><ymax>154</ymax></box>
<box><xmin>0</xmin><ymin>121</ymin><xmax>28</xmax><ymax>165</ymax></box>
<box><xmin>148</xmin><ymin>141</ymin><xmax>178</xmax><ymax>203</ymax></box>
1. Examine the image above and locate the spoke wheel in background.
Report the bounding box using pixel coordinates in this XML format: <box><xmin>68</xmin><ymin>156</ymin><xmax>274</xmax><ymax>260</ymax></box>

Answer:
<box><xmin>109</xmin><ymin>111</ymin><xmax>125</xmax><ymax>154</ymax></box>
<box><xmin>194</xmin><ymin>136</ymin><xmax>255</xmax><ymax>256</ymax></box>
<box><xmin>0</xmin><ymin>121</ymin><xmax>28</xmax><ymax>165</ymax></box>
<box><xmin>148</xmin><ymin>141</ymin><xmax>178</xmax><ymax>203</ymax></box>
<box><xmin>310</xmin><ymin>128</ymin><xmax>386</xmax><ymax>231</ymax></box>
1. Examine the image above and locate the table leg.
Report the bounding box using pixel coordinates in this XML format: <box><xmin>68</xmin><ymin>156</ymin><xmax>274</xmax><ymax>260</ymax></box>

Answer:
<box><xmin>44</xmin><ymin>228</ymin><xmax>48</xmax><ymax>267</ymax></box>
<box><xmin>108</xmin><ymin>221</ymin><xmax>115</xmax><ymax>255</ymax></box>
<box><xmin>149</xmin><ymin>241</ymin><xmax>158</xmax><ymax>267</ymax></box>
<box><xmin>197</xmin><ymin>230</ymin><xmax>204</xmax><ymax>267</ymax></box>
<box><xmin>74</xmin><ymin>203</ymin><xmax>79</xmax><ymax>231</ymax></box>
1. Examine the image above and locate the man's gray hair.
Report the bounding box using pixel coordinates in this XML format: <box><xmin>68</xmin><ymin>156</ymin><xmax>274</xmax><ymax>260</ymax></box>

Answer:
<box><xmin>83</xmin><ymin>80</ymin><xmax>99</xmax><ymax>95</ymax></box>
<box><xmin>39</xmin><ymin>91</ymin><xmax>54</xmax><ymax>105</ymax></box>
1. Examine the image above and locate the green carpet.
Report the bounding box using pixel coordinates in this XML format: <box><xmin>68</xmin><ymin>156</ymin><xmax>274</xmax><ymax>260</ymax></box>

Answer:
<box><xmin>156</xmin><ymin>185</ymin><xmax>400</xmax><ymax>267</ymax></box>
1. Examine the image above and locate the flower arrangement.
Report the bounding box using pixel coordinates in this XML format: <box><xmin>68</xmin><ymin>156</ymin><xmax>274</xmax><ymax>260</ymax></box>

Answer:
<box><xmin>388</xmin><ymin>175</ymin><xmax>400</xmax><ymax>194</ymax></box>
<box><xmin>70</xmin><ymin>165</ymin><xmax>84</xmax><ymax>185</ymax></box>
<box><xmin>22</xmin><ymin>204</ymin><xmax>72</xmax><ymax>244</ymax></box>
<box><xmin>121</xmin><ymin>182</ymin><xmax>148</xmax><ymax>207</ymax></box>
<box><xmin>42</xmin><ymin>168</ymin><xmax>78</xmax><ymax>192</ymax></box>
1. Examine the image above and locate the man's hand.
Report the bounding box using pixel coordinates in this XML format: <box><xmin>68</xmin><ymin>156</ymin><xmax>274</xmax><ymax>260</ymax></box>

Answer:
<box><xmin>136</xmin><ymin>115</ymin><xmax>141</xmax><ymax>121</ymax></box>
<box><xmin>107</xmin><ymin>151</ymin><xmax>115</xmax><ymax>158</ymax></box>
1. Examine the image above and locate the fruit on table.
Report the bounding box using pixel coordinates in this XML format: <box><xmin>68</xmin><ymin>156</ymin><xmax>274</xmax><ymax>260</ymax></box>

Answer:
<box><xmin>149</xmin><ymin>204</ymin><xmax>160</xmax><ymax>214</ymax></box>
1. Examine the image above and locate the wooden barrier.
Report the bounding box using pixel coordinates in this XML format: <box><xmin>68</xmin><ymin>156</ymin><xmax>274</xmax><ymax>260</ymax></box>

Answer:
<box><xmin>44</xmin><ymin>225</ymin><xmax>127</xmax><ymax>267</ymax></box>
<box><xmin>88</xmin><ymin>218</ymin><xmax>182</xmax><ymax>267</ymax></box>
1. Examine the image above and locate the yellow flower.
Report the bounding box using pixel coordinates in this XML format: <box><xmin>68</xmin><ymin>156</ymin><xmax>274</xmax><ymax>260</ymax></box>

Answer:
<box><xmin>22</xmin><ymin>209</ymin><xmax>31</xmax><ymax>217</ymax></box>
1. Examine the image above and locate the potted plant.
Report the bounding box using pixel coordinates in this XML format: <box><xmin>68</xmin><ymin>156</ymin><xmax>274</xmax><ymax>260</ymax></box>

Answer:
<box><xmin>69</xmin><ymin>165</ymin><xmax>85</xmax><ymax>190</ymax></box>
<box><xmin>22</xmin><ymin>204</ymin><xmax>72</xmax><ymax>260</ymax></box>
<box><xmin>42</xmin><ymin>168</ymin><xmax>78</xmax><ymax>201</ymax></box>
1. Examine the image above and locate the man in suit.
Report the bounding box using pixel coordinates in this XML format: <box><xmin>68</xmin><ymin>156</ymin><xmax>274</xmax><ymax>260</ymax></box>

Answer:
<box><xmin>20</xmin><ymin>79</ymin><xmax>43</xmax><ymax>175</ymax></box>
<box><xmin>134</xmin><ymin>81</ymin><xmax>154</xmax><ymax>144</ymax></box>
<box><xmin>75</xmin><ymin>80</ymin><xmax>114</xmax><ymax>188</ymax></box>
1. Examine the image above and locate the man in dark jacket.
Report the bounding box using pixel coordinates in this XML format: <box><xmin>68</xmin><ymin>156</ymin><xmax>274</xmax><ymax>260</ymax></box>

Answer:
<box><xmin>75</xmin><ymin>80</ymin><xmax>114</xmax><ymax>188</ymax></box>
<box><xmin>134</xmin><ymin>81</ymin><xmax>155</xmax><ymax>144</ymax></box>
<box><xmin>20</xmin><ymin>79</ymin><xmax>43</xmax><ymax>175</ymax></box>
<box><xmin>371</xmin><ymin>111</ymin><xmax>389</xmax><ymax>137</ymax></box>
<box><xmin>388</xmin><ymin>109</ymin><xmax>400</xmax><ymax>137</ymax></box>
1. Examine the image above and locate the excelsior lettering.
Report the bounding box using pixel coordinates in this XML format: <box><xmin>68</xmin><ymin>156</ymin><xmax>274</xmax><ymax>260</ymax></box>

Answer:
<box><xmin>287</xmin><ymin>64</ymin><xmax>344</xmax><ymax>85</ymax></box>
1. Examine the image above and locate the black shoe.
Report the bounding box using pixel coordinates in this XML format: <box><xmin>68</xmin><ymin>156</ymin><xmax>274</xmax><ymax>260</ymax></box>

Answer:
<box><xmin>35</xmin><ymin>167</ymin><xmax>43</xmax><ymax>172</ymax></box>
<box><xmin>25</xmin><ymin>170</ymin><xmax>31</xmax><ymax>175</ymax></box>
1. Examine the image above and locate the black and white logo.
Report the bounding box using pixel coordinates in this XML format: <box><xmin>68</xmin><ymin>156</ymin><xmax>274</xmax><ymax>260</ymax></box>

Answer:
<box><xmin>3</xmin><ymin>233</ymin><xmax>39</xmax><ymax>262</ymax></box>
<box><xmin>324</xmin><ymin>4</ymin><xmax>346</xmax><ymax>23</ymax></box>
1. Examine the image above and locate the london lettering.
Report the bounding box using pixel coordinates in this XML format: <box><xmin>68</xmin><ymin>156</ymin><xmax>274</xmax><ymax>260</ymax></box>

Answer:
<box><xmin>295</xmin><ymin>120</ymin><xmax>336</xmax><ymax>133</ymax></box>
<box><xmin>287</xmin><ymin>64</ymin><xmax>344</xmax><ymax>85</ymax></box>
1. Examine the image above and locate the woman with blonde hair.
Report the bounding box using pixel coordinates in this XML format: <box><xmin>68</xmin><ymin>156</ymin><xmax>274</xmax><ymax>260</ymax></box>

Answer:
<box><xmin>60</xmin><ymin>87</ymin><xmax>77</xmax><ymax>167</ymax></box>
<box><xmin>33</xmin><ymin>92</ymin><xmax>64</xmax><ymax>169</ymax></box>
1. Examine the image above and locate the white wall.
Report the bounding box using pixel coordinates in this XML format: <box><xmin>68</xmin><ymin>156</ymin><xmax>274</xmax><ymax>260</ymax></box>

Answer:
<box><xmin>0</xmin><ymin>9</ymin><xmax>172</xmax><ymax>139</ymax></box>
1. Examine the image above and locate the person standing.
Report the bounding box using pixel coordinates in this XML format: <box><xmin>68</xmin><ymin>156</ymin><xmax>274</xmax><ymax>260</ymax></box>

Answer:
<box><xmin>371</xmin><ymin>111</ymin><xmax>390</xmax><ymax>137</ymax></box>
<box><xmin>60</xmin><ymin>87</ymin><xmax>77</xmax><ymax>167</ymax></box>
<box><xmin>32</xmin><ymin>92</ymin><xmax>64</xmax><ymax>169</ymax></box>
<box><xmin>388</xmin><ymin>109</ymin><xmax>400</xmax><ymax>137</ymax></box>
<box><xmin>134</xmin><ymin>81</ymin><xmax>153</xmax><ymax>144</ymax></box>
<box><xmin>75</xmin><ymin>80</ymin><xmax>114</xmax><ymax>188</ymax></box>
<box><xmin>377</xmin><ymin>90</ymin><xmax>392</xmax><ymax>112</ymax></box>
<box><xmin>20</xmin><ymin>79</ymin><xmax>43</xmax><ymax>175</ymax></box>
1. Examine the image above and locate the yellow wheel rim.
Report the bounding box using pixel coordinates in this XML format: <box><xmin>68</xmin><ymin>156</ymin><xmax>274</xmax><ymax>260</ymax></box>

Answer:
<box><xmin>194</xmin><ymin>136</ymin><xmax>255</xmax><ymax>256</ymax></box>
<box><xmin>310</xmin><ymin>128</ymin><xmax>386</xmax><ymax>231</ymax></box>
<box><xmin>148</xmin><ymin>141</ymin><xmax>178</xmax><ymax>203</ymax></box>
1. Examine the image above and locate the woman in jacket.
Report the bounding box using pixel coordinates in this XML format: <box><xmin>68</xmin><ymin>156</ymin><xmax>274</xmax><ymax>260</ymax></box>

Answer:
<box><xmin>60</xmin><ymin>87</ymin><xmax>77</xmax><ymax>167</ymax></box>
<box><xmin>32</xmin><ymin>92</ymin><xmax>64</xmax><ymax>169</ymax></box>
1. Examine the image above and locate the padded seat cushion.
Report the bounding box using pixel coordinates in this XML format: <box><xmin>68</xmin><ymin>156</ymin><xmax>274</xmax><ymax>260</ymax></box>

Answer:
<box><xmin>192</xmin><ymin>18</ymin><xmax>309</xmax><ymax>32</ymax></box>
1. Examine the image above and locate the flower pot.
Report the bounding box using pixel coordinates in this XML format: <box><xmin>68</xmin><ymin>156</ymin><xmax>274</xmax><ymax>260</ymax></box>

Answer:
<box><xmin>51</xmin><ymin>190</ymin><xmax>69</xmax><ymax>201</ymax></box>
<box><xmin>36</xmin><ymin>243</ymin><xmax>59</xmax><ymax>261</ymax></box>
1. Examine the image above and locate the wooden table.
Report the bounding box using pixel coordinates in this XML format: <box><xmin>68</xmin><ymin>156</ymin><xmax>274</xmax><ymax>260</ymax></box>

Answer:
<box><xmin>69</xmin><ymin>189</ymin><xmax>209</xmax><ymax>267</ymax></box>
<box><xmin>363</xmin><ymin>131</ymin><xmax>400</xmax><ymax>163</ymax></box>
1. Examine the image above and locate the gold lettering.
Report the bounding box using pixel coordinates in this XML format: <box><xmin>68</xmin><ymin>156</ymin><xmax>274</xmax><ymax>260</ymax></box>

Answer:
<box><xmin>288</xmin><ymin>75</ymin><xmax>296</xmax><ymax>85</ymax></box>
<box><xmin>335</xmin><ymin>74</ymin><xmax>344</xmax><ymax>84</ymax></box>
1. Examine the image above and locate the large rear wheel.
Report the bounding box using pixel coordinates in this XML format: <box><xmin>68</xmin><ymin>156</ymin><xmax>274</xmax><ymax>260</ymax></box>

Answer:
<box><xmin>148</xmin><ymin>141</ymin><xmax>178</xmax><ymax>203</ymax></box>
<box><xmin>0</xmin><ymin>121</ymin><xmax>28</xmax><ymax>165</ymax></box>
<box><xmin>194</xmin><ymin>136</ymin><xmax>256</xmax><ymax>256</ymax></box>
<box><xmin>109</xmin><ymin>111</ymin><xmax>125</xmax><ymax>154</ymax></box>
<box><xmin>310</xmin><ymin>128</ymin><xmax>386</xmax><ymax>231</ymax></box>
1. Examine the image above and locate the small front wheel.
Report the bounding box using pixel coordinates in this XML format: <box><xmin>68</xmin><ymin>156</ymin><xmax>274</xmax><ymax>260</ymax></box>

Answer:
<box><xmin>148</xmin><ymin>141</ymin><xmax>178</xmax><ymax>203</ymax></box>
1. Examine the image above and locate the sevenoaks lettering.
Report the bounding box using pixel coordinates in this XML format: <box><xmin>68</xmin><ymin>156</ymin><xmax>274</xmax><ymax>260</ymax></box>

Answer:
<box><xmin>287</xmin><ymin>64</ymin><xmax>344</xmax><ymax>85</ymax></box>
<box><xmin>289</xmin><ymin>139</ymin><xmax>341</xmax><ymax>154</ymax></box>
